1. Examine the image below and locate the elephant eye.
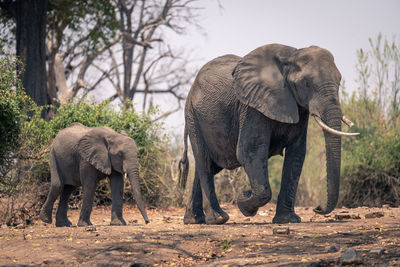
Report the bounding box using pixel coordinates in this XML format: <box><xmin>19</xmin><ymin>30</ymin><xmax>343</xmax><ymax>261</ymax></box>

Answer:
<box><xmin>118</xmin><ymin>151</ymin><xmax>123</xmax><ymax>157</ymax></box>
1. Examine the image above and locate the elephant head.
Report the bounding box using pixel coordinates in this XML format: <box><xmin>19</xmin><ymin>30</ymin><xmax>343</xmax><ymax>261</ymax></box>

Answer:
<box><xmin>78</xmin><ymin>127</ymin><xmax>149</xmax><ymax>223</ymax></box>
<box><xmin>233</xmin><ymin>44</ymin><xmax>359</xmax><ymax>215</ymax></box>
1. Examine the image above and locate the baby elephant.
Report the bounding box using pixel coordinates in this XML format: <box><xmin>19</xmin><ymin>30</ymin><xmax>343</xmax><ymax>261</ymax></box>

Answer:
<box><xmin>40</xmin><ymin>122</ymin><xmax>149</xmax><ymax>227</ymax></box>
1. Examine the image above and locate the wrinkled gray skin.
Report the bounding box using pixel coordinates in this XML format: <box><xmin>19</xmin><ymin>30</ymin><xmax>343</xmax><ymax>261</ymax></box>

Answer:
<box><xmin>179</xmin><ymin>44</ymin><xmax>344</xmax><ymax>224</ymax></box>
<box><xmin>40</xmin><ymin>123</ymin><xmax>149</xmax><ymax>227</ymax></box>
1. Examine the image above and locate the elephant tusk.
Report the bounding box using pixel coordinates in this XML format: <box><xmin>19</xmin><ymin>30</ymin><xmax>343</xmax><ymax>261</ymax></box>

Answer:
<box><xmin>313</xmin><ymin>116</ymin><xmax>360</xmax><ymax>137</ymax></box>
<box><xmin>341</xmin><ymin>116</ymin><xmax>354</xmax><ymax>127</ymax></box>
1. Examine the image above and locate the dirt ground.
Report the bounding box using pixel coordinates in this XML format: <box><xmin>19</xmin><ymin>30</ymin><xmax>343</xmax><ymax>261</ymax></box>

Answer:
<box><xmin>0</xmin><ymin>203</ymin><xmax>399</xmax><ymax>266</ymax></box>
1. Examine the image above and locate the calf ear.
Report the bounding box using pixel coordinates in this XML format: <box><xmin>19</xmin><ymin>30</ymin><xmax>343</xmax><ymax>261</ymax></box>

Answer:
<box><xmin>78</xmin><ymin>129</ymin><xmax>112</xmax><ymax>175</ymax></box>
<box><xmin>233</xmin><ymin>44</ymin><xmax>299</xmax><ymax>124</ymax></box>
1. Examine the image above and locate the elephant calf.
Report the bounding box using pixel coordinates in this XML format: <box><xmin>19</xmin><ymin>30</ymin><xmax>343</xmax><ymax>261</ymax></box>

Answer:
<box><xmin>40</xmin><ymin>122</ymin><xmax>149</xmax><ymax>227</ymax></box>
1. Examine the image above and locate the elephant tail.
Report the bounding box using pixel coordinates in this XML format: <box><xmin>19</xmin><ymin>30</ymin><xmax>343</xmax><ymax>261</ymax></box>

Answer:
<box><xmin>178</xmin><ymin>124</ymin><xmax>189</xmax><ymax>189</ymax></box>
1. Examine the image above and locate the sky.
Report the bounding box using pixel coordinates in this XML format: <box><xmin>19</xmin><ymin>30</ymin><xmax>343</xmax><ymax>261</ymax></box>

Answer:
<box><xmin>153</xmin><ymin>0</ymin><xmax>400</xmax><ymax>135</ymax></box>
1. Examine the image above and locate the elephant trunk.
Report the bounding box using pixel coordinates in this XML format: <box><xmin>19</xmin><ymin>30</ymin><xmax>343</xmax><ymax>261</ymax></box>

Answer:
<box><xmin>125</xmin><ymin>166</ymin><xmax>150</xmax><ymax>223</ymax></box>
<box><xmin>313</xmin><ymin>104</ymin><xmax>342</xmax><ymax>215</ymax></box>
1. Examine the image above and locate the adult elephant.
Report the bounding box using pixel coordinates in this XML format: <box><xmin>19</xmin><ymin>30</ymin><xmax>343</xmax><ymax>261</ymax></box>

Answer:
<box><xmin>179</xmin><ymin>44</ymin><xmax>359</xmax><ymax>225</ymax></box>
<box><xmin>40</xmin><ymin>123</ymin><xmax>149</xmax><ymax>227</ymax></box>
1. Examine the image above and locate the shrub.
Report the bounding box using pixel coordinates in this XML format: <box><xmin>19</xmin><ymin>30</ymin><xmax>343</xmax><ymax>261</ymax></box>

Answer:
<box><xmin>340</xmin><ymin>98</ymin><xmax>400</xmax><ymax>207</ymax></box>
<box><xmin>0</xmin><ymin>55</ymin><xmax>30</xmax><ymax>181</ymax></box>
<box><xmin>339</xmin><ymin>34</ymin><xmax>400</xmax><ymax>207</ymax></box>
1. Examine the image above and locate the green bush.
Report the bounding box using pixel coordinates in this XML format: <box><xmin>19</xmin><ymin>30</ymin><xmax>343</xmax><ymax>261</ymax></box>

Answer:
<box><xmin>0</xmin><ymin>55</ymin><xmax>31</xmax><ymax>181</ymax></box>
<box><xmin>338</xmin><ymin>35</ymin><xmax>400</xmax><ymax>208</ymax></box>
<box><xmin>340</xmin><ymin>97</ymin><xmax>400</xmax><ymax>207</ymax></box>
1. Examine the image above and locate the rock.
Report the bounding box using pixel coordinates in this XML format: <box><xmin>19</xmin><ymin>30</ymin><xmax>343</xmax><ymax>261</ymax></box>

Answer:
<box><xmin>338</xmin><ymin>248</ymin><xmax>363</xmax><ymax>265</ymax></box>
<box><xmin>326</xmin><ymin>245</ymin><xmax>338</xmax><ymax>253</ymax></box>
<box><xmin>273</xmin><ymin>226</ymin><xmax>290</xmax><ymax>234</ymax></box>
<box><xmin>369</xmin><ymin>247</ymin><xmax>385</xmax><ymax>257</ymax></box>
<box><xmin>85</xmin><ymin>225</ymin><xmax>97</xmax><ymax>232</ymax></box>
<box><xmin>335</xmin><ymin>213</ymin><xmax>351</xmax><ymax>220</ymax></box>
<box><xmin>42</xmin><ymin>259</ymin><xmax>65</xmax><ymax>265</ymax></box>
<box><xmin>365</xmin><ymin>211</ymin><xmax>384</xmax><ymax>218</ymax></box>
<box><xmin>335</xmin><ymin>213</ymin><xmax>360</xmax><ymax>220</ymax></box>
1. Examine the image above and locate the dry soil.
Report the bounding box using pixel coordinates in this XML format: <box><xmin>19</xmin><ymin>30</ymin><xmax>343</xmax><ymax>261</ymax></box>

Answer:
<box><xmin>0</xmin><ymin>203</ymin><xmax>399</xmax><ymax>266</ymax></box>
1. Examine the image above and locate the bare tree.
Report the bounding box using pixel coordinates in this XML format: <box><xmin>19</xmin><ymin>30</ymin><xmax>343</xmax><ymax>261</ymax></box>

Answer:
<box><xmin>94</xmin><ymin>0</ymin><xmax>199</xmax><ymax>115</ymax></box>
<box><xmin>2</xmin><ymin>0</ymin><xmax>199</xmax><ymax>119</ymax></box>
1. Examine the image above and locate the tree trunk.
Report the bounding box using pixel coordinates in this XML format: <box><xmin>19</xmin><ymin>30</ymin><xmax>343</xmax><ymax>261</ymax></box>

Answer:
<box><xmin>15</xmin><ymin>0</ymin><xmax>49</xmax><ymax>109</ymax></box>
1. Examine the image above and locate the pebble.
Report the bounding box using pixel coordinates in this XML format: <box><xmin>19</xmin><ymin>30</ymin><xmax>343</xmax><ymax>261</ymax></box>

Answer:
<box><xmin>365</xmin><ymin>211</ymin><xmax>384</xmax><ymax>218</ymax></box>
<box><xmin>335</xmin><ymin>213</ymin><xmax>351</xmax><ymax>220</ymax></box>
<box><xmin>335</xmin><ymin>213</ymin><xmax>360</xmax><ymax>220</ymax></box>
<box><xmin>85</xmin><ymin>226</ymin><xmax>97</xmax><ymax>232</ymax></box>
<box><xmin>369</xmin><ymin>247</ymin><xmax>385</xmax><ymax>257</ymax></box>
<box><xmin>273</xmin><ymin>226</ymin><xmax>290</xmax><ymax>234</ymax></box>
<box><xmin>338</xmin><ymin>248</ymin><xmax>363</xmax><ymax>265</ymax></box>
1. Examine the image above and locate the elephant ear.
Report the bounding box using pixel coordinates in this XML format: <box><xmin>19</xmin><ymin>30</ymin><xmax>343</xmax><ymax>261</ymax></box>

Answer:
<box><xmin>78</xmin><ymin>129</ymin><xmax>112</xmax><ymax>175</ymax></box>
<box><xmin>233</xmin><ymin>44</ymin><xmax>299</xmax><ymax>123</ymax></box>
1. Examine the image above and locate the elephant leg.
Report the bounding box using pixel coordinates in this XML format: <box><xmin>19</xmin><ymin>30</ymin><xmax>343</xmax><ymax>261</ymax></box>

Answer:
<box><xmin>273</xmin><ymin>128</ymin><xmax>307</xmax><ymax>224</ymax></box>
<box><xmin>237</xmin><ymin>145</ymin><xmax>272</xmax><ymax>217</ymax></box>
<box><xmin>109</xmin><ymin>173</ymin><xmax>127</xmax><ymax>226</ymax></box>
<box><xmin>55</xmin><ymin>185</ymin><xmax>75</xmax><ymax>227</ymax></box>
<box><xmin>40</xmin><ymin>184</ymin><xmax>62</xmax><ymax>224</ymax></box>
<box><xmin>198</xmin><ymin>161</ymin><xmax>228</xmax><ymax>225</ymax></box>
<box><xmin>40</xmin><ymin>149</ymin><xmax>62</xmax><ymax>224</ymax></box>
<box><xmin>77</xmin><ymin>165</ymin><xmax>98</xmax><ymax>227</ymax></box>
<box><xmin>236</xmin><ymin>116</ymin><xmax>272</xmax><ymax>217</ymax></box>
<box><xmin>183</xmin><ymin>171</ymin><xmax>205</xmax><ymax>224</ymax></box>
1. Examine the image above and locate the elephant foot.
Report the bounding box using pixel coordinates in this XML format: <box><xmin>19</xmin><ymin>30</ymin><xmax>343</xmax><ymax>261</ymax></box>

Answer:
<box><xmin>77</xmin><ymin>219</ymin><xmax>93</xmax><ymax>227</ymax></box>
<box><xmin>110</xmin><ymin>217</ymin><xmax>127</xmax><ymax>226</ymax></box>
<box><xmin>272</xmin><ymin>212</ymin><xmax>301</xmax><ymax>224</ymax></box>
<box><xmin>39</xmin><ymin>209</ymin><xmax>52</xmax><ymax>224</ymax></box>
<box><xmin>237</xmin><ymin>190</ymin><xmax>259</xmax><ymax>217</ymax></box>
<box><xmin>183</xmin><ymin>208</ymin><xmax>205</xmax><ymax>224</ymax></box>
<box><xmin>55</xmin><ymin>219</ymin><xmax>72</xmax><ymax>227</ymax></box>
<box><xmin>205</xmin><ymin>209</ymin><xmax>229</xmax><ymax>225</ymax></box>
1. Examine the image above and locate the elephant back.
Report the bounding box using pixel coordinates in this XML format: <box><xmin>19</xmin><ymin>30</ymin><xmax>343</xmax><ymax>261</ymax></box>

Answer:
<box><xmin>195</xmin><ymin>54</ymin><xmax>241</xmax><ymax>93</ymax></box>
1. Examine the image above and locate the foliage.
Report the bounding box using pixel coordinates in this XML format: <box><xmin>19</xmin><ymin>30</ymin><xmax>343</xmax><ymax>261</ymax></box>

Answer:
<box><xmin>0</xmin><ymin>54</ymin><xmax>31</xmax><ymax>181</ymax></box>
<box><xmin>47</xmin><ymin>0</ymin><xmax>118</xmax><ymax>51</ymax></box>
<box><xmin>339</xmin><ymin>34</ymin><xmax>400</xmax><ymax>207</ymax></box>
